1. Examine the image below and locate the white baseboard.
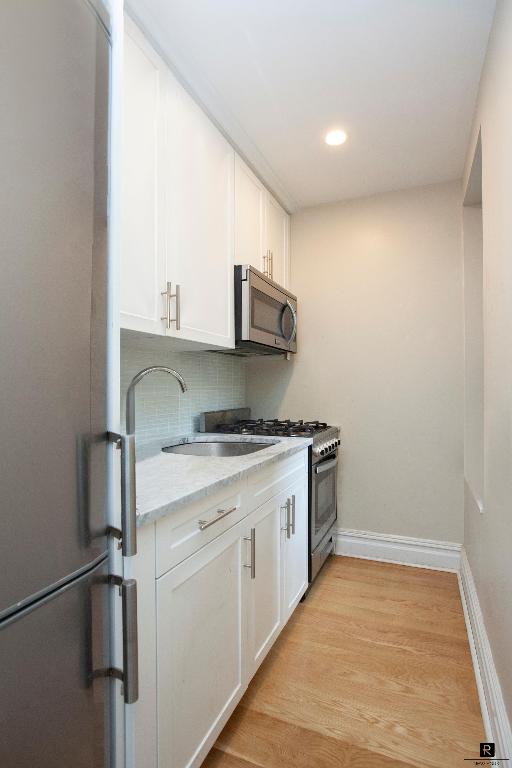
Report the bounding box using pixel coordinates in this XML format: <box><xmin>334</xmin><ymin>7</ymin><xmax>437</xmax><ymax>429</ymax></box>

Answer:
<box><xmin>335</xmin><ymin>528</ymin><xmax>461</xmax><ymax>571</ymax></box>
<box><xmin>458</xmin><ymin>550</ymin><xmax>512</xmax><ymax>760</ymax></box>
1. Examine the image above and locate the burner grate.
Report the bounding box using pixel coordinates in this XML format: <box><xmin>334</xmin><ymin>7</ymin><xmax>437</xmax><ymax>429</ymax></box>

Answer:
<box><xmin>215</xmin><ymin>418</ymin><xmax>331</xmax><ymax>437</ymax></box>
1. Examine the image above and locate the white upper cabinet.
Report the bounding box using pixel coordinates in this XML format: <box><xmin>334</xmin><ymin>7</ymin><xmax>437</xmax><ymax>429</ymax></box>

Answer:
<box><xmin>121</xmin><ymin>22</ymin><xmax>291</xmax><ymax>346</ymax></box>
<box><xmin>234</xmin><ymin>156</ymin><xmax>290</xmax><ymax>287</ymax></box>
<box><xmin>120</xmin><ymin>25</ymin><xmax>165</xmax><ymax>334</ymax></box>
<box><xmin>265</xmin><ymin>192</ymin><xmax>289</xmax><ymax>288</ymax></box>
<box><xmin>234</xmin><ymin>155</ymin><xmax>265</xmax><ymax>271</ymax></box>
<box><xmin>121</xmin><ymin>23</ymin><xmax>234</xmax><ymax>348</ymax></box>
<box><xmin>163</xmin><ymin>75</ymin><xmax>235</xmax><ymax>347</ymax></box>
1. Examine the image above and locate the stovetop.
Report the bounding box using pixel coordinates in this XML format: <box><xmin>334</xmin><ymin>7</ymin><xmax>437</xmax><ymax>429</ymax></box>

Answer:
<box><xmin>215</xmin><ymin>418</ymin><xmax>330</xmax><ymax>438</ymax></box>
<box><xmin>200</xmin><ymin>408</ymin><xmax>340</xmax><ymax>457</ymax></box>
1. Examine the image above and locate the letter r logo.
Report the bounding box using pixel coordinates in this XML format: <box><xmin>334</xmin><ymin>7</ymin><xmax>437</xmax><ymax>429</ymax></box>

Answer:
<box><xmin>480</xmin><ymin>743</ymin><xmax>495</xmax><ymax>757</ymax></box>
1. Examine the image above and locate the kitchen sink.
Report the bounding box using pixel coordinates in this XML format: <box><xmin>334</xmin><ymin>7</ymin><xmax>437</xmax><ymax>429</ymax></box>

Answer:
<box><xmin>162</xmin><ymin>441</ymin><xmax>272</xmax><ymax>457</ymax></box>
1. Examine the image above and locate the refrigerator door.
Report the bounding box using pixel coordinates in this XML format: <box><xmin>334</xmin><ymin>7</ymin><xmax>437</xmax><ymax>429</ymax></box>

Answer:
<box><xmin>0</xmin><ymin>0</ymin><xmax>110</xmax><ymax>617</ymax></box>
<box><xmin>0</xmin><ymin>558</ymin><xmax>111</xmax><ymax>768</ymax></box>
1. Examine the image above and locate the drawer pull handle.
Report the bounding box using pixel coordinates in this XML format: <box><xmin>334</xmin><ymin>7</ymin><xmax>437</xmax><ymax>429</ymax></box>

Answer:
<box><xmin>198</xmin><ymin>505</ymin><xmax>237</xmax><ymax>530</ymax></box>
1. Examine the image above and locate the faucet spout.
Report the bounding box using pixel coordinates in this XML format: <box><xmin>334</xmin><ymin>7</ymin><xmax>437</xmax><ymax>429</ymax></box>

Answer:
<box><xmin>125</xmin><ymin>366</ymin><xmax>187</xmax><ymax>435</ymax></box>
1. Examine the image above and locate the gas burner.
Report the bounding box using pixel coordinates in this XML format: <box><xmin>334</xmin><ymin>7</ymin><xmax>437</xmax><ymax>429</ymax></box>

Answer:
<box><xmin>215</xmin><ymin>417</ymin><xmax>332</xmax><ymax>438</ymax></box>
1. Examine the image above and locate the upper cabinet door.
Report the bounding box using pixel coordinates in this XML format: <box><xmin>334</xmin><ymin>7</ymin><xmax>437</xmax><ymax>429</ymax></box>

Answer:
<box><xmin>120</xmin><ymin>25</ymin><xmax>166</xmax><ymax>335</ymax></box>
<box><xmin>234</xmin><ymin>156</ymin><xmax>265</xmax><ymax>273</ymax></box>
<box><xmin>265</xmin><ymin>193</ymin><xmax>290</xmax><ymax>288</ymax></box>
<box><xmin>164</xmin><ymin>74</ymin><xmax>235</xmax><ymax>348</ymax></box>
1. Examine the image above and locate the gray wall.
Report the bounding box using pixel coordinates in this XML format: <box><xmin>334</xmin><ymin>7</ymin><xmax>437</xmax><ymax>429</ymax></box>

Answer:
<box><xmin>462</xmin><ymin>0</ymin><xmax>512</xmax><ymax>723</ymax></box>
<box><xmin>247</xmin><ymin>180</ymin><xmax>464</xmax><ymax>543</ymax></box>
<box><xmin>121</xmin><ymin>331</ymin><xmax>246</xmax><ymax>445</ymax></box>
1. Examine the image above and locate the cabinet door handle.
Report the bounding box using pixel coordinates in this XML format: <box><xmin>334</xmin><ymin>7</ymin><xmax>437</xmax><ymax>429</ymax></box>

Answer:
<box><xmin>161</xmin><ymin>282</ymin><xmax>181</xmax><ymax>330</ymax></box>
<box><xmin>174</xmin><ymin>283</ymin><xmax>181</xmax><ymax>331</ymax></box>
<box><xmin>290</xmin><ymin>494</ymin><xmax>296</xmax><ymax>535</ymax></box>
<box><xmin>270</xmin><ymin>251</ymin><xmax>273</xmax><ymax>280</ymax></box>
<box><xmin>198</xmin><ymin>505</ymin><xmax>237</xmax><ymax>530</ymax></box>
<box><xmin>243</xmin><ymin>527</ymin><xmax>256</xmax><ymax>579</ymax></box>
<box><xmin>161</xmin><ymin>281</ymin><xmax>172</xmax><ymax>329</ymax></box>
<box><xmin>281</xmin><ymin>499</ymin><xmax>291</xmax><ymax>539</ymax></box>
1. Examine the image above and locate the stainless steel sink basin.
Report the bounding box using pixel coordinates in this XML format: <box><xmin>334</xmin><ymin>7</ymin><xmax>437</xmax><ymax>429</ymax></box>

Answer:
<box><xmin>162</xmin><ymin>441</ymin><xmax>271</xmax><ymax>457</ymax></box>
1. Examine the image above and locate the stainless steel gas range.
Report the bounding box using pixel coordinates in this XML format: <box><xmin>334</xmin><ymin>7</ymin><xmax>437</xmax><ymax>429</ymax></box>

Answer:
<box><xmin>200</xmin><ymin>408</ymin><xmax>340</xmax><ymax>586</ymax></box>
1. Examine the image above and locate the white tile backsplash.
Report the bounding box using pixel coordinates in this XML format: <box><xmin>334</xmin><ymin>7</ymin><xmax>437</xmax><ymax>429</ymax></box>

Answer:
<box><xmin>120</xmin><ymin>332</ymin><xmax>247</xmax><ymax>446</ymax></box>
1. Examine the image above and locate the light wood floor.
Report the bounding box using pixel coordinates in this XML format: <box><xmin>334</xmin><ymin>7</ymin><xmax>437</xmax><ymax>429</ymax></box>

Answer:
<box><xmin>202</xmin><ymin>556</ymin><xmax>484</xmax><ymax>768</ymax></box>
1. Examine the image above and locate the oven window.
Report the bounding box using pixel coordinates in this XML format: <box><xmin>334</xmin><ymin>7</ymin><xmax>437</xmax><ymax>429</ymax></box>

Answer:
<box><xmin>314</xmin><ymin>462</ymin><xmax>337</xmax><ymax>538</ymax></box>
<box><xmin>251</xmin><ymin>288</ymin><xmax>293</xmax><ymax>339</ymax></box>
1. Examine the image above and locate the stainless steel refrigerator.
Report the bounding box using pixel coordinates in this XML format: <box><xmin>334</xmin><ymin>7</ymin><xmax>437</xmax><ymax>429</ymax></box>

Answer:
<box><xmin>0</xmin><ymin>1</ymin><xmax>115</xmax><ymax>765</ymax></box>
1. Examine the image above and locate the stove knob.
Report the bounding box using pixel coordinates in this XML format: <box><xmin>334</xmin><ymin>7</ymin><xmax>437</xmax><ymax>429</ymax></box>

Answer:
<box><xmin>337</xmin><ymin>439</ymin><xmax>341</xmax><ymax>446</ymax></box>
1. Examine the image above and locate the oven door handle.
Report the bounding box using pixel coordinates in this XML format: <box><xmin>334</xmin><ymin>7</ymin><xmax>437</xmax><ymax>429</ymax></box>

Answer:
<box><xmin>315</xmin><ymin>457</ymin><xmax>338</xmax><ymax>474</ymax></box>
<box><xmin>281</xmin><ymin>300</ymin><xmax>297</xmax><ymax>344</ymax></box>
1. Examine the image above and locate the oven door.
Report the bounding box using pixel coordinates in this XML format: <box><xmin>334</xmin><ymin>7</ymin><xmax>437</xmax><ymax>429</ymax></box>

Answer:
<box><xmin>240</xmin><ymin>267</ymin><xmax>297</xmax><ymax>353</ymax></box>
<box><xmin>311</xmin><ymin>453</ymin><xmax>338</xmax><ymax>551</ymax></box>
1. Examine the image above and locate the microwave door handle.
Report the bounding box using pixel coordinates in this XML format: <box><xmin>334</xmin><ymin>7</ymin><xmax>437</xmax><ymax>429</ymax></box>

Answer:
<box><xmin>315</xmin><ymin>457</ymin><xmax>338</xmax><ymax>474</ymax></box>
<box><xmin>282</xmin><ymin>300</ymin><xmax>297</xmax><ymax>344</ymax></box>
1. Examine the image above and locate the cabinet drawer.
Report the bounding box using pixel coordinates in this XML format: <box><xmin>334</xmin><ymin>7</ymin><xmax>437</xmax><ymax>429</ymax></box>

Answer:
<box><xmin>247</xmin><ymin>449</ymin><xmax>308</xmax><ymax>514</ymax></box>
<box><xmin>155</xmin><ymin>482</ymin><xmax>246</xmax><ymax>576</ymax></box>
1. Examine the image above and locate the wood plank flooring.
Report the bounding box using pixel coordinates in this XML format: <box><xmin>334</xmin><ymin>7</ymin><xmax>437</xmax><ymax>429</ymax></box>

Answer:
<box><xmin>202</xmin><ymin>556</ymin><xmax>484</xmax><ymax>768</ymax></box>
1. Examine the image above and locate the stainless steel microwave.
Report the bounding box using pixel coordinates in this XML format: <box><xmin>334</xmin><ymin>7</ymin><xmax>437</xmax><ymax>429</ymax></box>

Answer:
<box><xmin>234</xmin><ymin>265</ymin><xmax>297</xmax><ymax>356</ymax></box>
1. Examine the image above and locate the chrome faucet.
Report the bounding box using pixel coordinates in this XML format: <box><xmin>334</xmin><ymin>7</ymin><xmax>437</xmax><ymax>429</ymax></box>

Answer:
<box><xmin>125</xmin><ymin>366</ymin><xmax>187</xmax><ymax>435</ymax></box>
<box><xmin>118</xmin><ymin>366</ymin><xmax>187</xmax><ymax>558</ymax></box>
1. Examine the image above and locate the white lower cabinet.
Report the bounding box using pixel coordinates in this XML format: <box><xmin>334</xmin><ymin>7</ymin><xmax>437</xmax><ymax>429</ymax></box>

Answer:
<box><xmin>156</xmin><ymin>521</ymin><xmax>246</xmax><ymax>768</ymax></box>
<box><xmin>245</xmin><ymin>496</ymin><xmax>283</xmax><ymax>677</ymax></box>
<box><xmin>281</xmin><ymin>477</ymin><xmax>309</xmax><ymax>623</ymax></box>
<box><xmin>128</xmin><ymin>451</ymin><xmax>308</xmax><ymax>768</ymax></box>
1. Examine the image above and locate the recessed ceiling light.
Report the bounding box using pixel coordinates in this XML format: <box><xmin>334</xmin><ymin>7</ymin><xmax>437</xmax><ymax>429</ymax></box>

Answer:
<box><xmin>325</xmin><ymin>129</ymin><xmax>347</xmax><ymax>146</ymax></box>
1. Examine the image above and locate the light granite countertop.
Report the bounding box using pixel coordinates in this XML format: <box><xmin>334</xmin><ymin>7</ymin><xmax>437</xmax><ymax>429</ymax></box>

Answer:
<box><xmin>135</xmin><ymin>433</ymin><xmax>312</xmax><ymax>526</ymax></box>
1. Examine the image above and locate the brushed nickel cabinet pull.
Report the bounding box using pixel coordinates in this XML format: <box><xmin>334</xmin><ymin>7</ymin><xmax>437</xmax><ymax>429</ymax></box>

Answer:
<box><xmin>161</xmin><ymin>281</ymin><xmax>171</xmax><ymax>329</ymax></box>
<box><xmin>198</xmin><ymin>505</ymin><xmax>237</xmax><ymax>530</ymax></box>
<box><xmin>161</xmin><ymin>282</ymin><xmax>180</xmax><ymax>330</ymax></box>
<box><xmin>175</xmin><ymin>283</ymin><xmax>181</xmax><ymax>331</ymax></box>
<box><xmin>281</xmin><ymin>499</ymin><xmax>291</xmax><ymax>539</ymax></box>
<box><xmin>291</xmin><ymin>494</ymin><xmax>296</xmax><ymax>535</ymax></box>
<box><xmin>243</xmin><ymin>527</ymin><xmax>256</xmax><ymax>579</ymax></box>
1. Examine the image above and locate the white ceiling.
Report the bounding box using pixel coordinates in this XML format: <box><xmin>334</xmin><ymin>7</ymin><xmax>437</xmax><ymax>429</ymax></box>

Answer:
<box><xmin>127</xmin><ymin>0</ymin><xmax>495</xmax><ymax>211</ymax></box>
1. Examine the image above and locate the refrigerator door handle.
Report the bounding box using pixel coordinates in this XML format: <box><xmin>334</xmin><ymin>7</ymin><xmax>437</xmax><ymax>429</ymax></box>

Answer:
<box><xmin>106</xmin><ymin>575</ymin><xmax>139</xmax><ymax>704</ymax></box>
<box><xmin>121</xmin><ymin>577</ymin><xmax>139</xmax><ymax>704</ymax></box>
<box><xmin>108</xmin><ymin>432</ymin><xmax>137</xmax><ymax>557</ymax></box>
